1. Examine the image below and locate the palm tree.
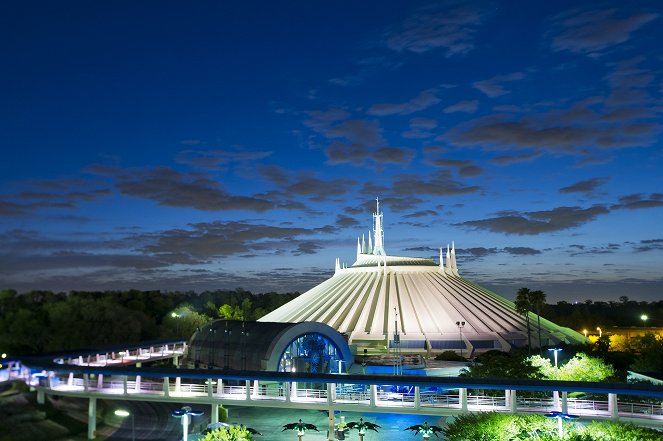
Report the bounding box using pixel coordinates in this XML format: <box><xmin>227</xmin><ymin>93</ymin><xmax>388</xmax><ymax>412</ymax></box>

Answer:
<box><xmin>282</xmin><ymin>419</ymin><xmax>318</xmax><ymax>440</ymax></box>
<box><xmin>346</xmin><ymin>418</ymin><xmax>380</xmax><ymax>441</ymax></box>
<box><xmin>529</xmin><ymin>290</ymin><xmax>546</xmax><ymax>355</ymax></box>
<box><xmin>515</xmin><ymin>287</ymin><xmax>532</xmax><ymax>356</ymax></box>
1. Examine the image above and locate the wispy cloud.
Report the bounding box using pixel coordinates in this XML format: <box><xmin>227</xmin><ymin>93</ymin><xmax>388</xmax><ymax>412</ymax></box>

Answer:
<box><xmin>385</xmin><ymin>3</ymin><xmax>490</xmax><ymax>56</ymax></box>
<box><xmin>473</xmin><ymin>72</ymin><xmax>526</xmax><ymax>98</ymax></box>
<box><xmin>559</xmin><ymin>177</ymin><xmax>609</xmax><ymax>194</ymax></box>
<box><xmin>550</xmin><ymin>8</ymin><xmax>658</xmax><ymax>56</ymax></box>
<box><xmin>368</xmin><ymin>88</ymin><xmax>440</xmax><ymax>116</ymax></box>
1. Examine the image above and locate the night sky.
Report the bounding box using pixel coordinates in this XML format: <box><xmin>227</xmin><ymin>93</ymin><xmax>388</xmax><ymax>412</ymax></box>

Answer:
<box><xmin>2</xmin><ymin>1</ymin><xmax>662</xmax><ymax>302</ymax></box>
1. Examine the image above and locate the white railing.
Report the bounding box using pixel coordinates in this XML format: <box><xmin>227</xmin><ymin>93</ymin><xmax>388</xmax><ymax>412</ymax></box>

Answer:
<box><xmin>4</xmin><ymin>366</ymin><xmax>663</xmax><ymax>423</ymax></box>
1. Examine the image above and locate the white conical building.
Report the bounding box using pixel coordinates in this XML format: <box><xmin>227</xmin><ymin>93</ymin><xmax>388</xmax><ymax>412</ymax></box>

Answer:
<box><xmin>260</xmin><ymin>200</ymin><xmax>584</xmax><ymax>355</ymax></box>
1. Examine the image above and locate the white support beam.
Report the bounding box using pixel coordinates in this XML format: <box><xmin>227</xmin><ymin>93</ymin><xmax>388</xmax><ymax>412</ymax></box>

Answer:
<box><xmin>87</xmin><ymin>397</ymin><xmax>97</xmax><ymax>439</ymax></box>
<box><xmin>414</xmin><ymin>386</ymin><xmax>420</xmax><ymax>410</ymax></box>
<box><xmin>609</xmin><ymin>393</ymin><xmax>619</xmax><ymax>420</ymax></box>
<box><xmin>163</xmin><ymin>377</ymin><xmax>170</xmax><ymax>397</ymax></box>
<box><xmin>459</xmin><ymin>388</ymin><xmax>468</xmax><ymax>412</ymax></box>
<box><xmin>561</xmin><ymin>391</ymin><xmax>568</xmax><ymax>414</ymax></box>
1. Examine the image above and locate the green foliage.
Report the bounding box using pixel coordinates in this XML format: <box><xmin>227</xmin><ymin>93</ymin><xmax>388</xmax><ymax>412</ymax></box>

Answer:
<box><xmin>528</xmin><ymin>353</ymin><xmax>615</xmax><ymax>382</ymax></box>
<box><xmin>443</xmin><ymin>412</ymin><xmax>558</xmax><ymax>441</ymax></box>
<box><xmin>0</xmin><ymin>288</ymin><xmax>299</xmax><ymax>355</ymax></box>
<box><xmin>435</xmin><ymin>350</ymin><xmax>465</xmax><ymax>361</ymax></box>
<box><xmin>461</xmin><ymin>350</ymin><xmax>543</xmax><ymax>379</ymax></box>
<box><xmin>443</xmin><ymin>412</ymin><xmax>663</xmax><ymax>441</ymax></box>
<box><xmin>202</xmin><ymin>425</ymin><xmax>253</xmax><ymax>441</ymax></box>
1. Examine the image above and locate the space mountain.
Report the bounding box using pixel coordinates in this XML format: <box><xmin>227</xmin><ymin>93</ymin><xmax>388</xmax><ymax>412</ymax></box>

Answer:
<box><xmin>260</xmin><ymin>200</ymin><xmax>584</xmax><ymax>354</ymax></box>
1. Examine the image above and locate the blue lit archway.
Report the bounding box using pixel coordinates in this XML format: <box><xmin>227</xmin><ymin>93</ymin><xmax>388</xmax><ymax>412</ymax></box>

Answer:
<box><xmin>277</xmin><ymin>332</ymin><xmax>344</xmax><ymax>374</ymax></box>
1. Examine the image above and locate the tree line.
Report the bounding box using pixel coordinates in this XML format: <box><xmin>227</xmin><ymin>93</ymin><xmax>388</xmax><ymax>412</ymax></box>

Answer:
<box><xmin>0</xmin><ymin>288</ymin><xmax>298</xmax><ymax>356</ymax></box>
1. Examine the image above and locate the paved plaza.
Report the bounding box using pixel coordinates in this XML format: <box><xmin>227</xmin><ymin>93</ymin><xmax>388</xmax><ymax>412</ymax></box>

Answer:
<box><xmin>223</xmin><ymin>405</ymin><xmax>449</xmax><ymax>441</ymax></box>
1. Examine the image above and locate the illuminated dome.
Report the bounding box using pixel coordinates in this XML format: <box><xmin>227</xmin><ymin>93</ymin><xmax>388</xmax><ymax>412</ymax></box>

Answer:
<box><xmin>260</xmin><ymin>200</ymin><xmax>584</xmax><ymax>354</ymax></box>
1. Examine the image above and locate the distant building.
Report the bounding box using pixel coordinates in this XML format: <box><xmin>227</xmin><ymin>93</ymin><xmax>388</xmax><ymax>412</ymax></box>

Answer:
<box><xmin>261</xmin><ymin>199</ymin><xmax>584</xmax><ymax>356</ymax></box>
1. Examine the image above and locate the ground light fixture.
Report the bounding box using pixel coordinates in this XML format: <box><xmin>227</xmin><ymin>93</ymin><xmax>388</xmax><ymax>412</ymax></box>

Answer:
<box><xmin>548</xmin><ymin>348</ymin><xmax>562</xmax><ymax>368</ymax></box>
<box><xmin>114</xmin><ymin>409</ymin><xmax>135</xmax><ymax>441</ymax></box>
<box><xmin>582</xmin><ymin>329</ymin><xmax>587</xmax><ymax>338</ymax></box>
<box><xmin>172</xmin><ymin>406</ymin><xmax>204</xmax><ymax>441</ymax></box>
<box><xmin>596</xmin><ymin>327</ymin><xmax>602</xmax><ymax>337</ymax></box>
<box><xmin>544</xmin><ymin>411</ymin><xmax>579</xmax><ymax>439</ymax></box>
<box><xmin>641</xmin><ymin>314</ymin><xmax>648</xmax><ymax>327</ymax></box>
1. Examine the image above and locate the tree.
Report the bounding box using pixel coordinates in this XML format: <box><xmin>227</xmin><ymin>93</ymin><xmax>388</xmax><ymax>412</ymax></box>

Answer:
<box><xmin>529</xmin><ymin>290</ymin><xmax>546</xmax><ymax>355</ymax></box>
<box><xmin>202</xmin><ymin>425</ymin><xmax>253</xmax><ymax>441</ymax></box>
<box><xmin>515</xmin><ymin>287</ymin><xmax>533</xmax><ymax>356</ymax></box>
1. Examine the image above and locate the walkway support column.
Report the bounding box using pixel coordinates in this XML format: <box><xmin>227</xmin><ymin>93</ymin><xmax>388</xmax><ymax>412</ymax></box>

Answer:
<box><xmin>211</xmin><ymin>403</ymin><xmax>219</xmax><ymax>425</ymax></box>
<box><xmin>459</xmin><ymin>388</ymin><xmax>468</xmax><ymax>412</ymax></box>
<box><xmin>285</xmin><ymin>382</ymin><xmax>291</xmax><ymax>403</ymax></box>
<box><xmin>370</xmin><ymin>385</ymin><xmax>377</xmax><ymax>408</ymax></box>
<box><xmin>414</xmin><ymin>386</ymin><xmax>420</xmax><ymax>409</ymax></box>
<box><xmin>37</xmin><ymin>389</ymin><xmax>45</xmax><ymax>405</ymax></box>
<box><xmin>553</xmin><ymin>390</ymin><xmax>560</xmax><ymax>410</ymax></box>
<box><xmin>245</xmin><ymin>380</ymin><xmax>251</xmax><ymax>401</ymax></box>
<box><xmin>87</xmin><ymin>397</ymin><xmax>97</xmax><ymax>439</ymax></box>
<box><xmin>509</xmin><ymin>390</ymin><xmax>517</xmax><ymax>412</ymax></box>
<box><xmin>163</xmin><ymin>377</ymin><xmax>170</xmax><ymax>397</ymax></box>
<box><xmin>175</xmin><ymin>376</ymin><xmax>181</xmax><ymax>393</ymax></box>
<box><xmin>561</xmin><ymin>391</ymin><xmax>568</xmax><ymax>414</ymax></box>
<box><xmin>609</xmin><ymin>393</ymin><xmax>619</xmax><ymax>420</ymax></box>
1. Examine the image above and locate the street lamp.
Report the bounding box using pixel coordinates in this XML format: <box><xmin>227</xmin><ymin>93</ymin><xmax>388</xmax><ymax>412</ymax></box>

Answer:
<box><xmin>544</xmin><ymin>411</ymin><xmax>579</xmax><ymax>439</ymax></box>
<box><xmin>455</xmin><ymin>321</ymin><xmax>465</xmax><ymax>359</ymax></box>
<box><xmin>114</xmin><ymin>409</ymin><xmax>135</xmax><ymax>441</ymax></box>
<box><xmin>582</xmin><ymin>329</ymin><xmax>587</xmax><ymax>338</ymax></box>
<box><xmin>171</xmin><ymin>312</ymin><xmax>181</xmax><ymax>337</ymax></box>
<box><xmin>641</xmin><ymin>314</ymin><xmax>648</xmax><ymax>327</ymax></box>
<box><xmin>596</xmin><ymin>327</ymin><xmax>602</xmax><ymax>337</ymax></box>
<box><xmin>172</xmin><ymin>406</ymin><xmax>204</xmax><ymax>441</ymax></box>
<box><xmin>548</xmin><ymin>348</ymin><xmax>562</xmax><ymax>368</ymax></box>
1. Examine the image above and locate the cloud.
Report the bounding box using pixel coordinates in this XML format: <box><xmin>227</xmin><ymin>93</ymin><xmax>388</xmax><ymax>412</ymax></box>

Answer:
<box><xmin>504</xmin><ymin>247</ymin><xmax>541</xmax><ymax>255</ymax></box>
<box><xmin>409</xmin><ymin>118</ymin><xmax>438</xmax><ymax>130</ymax></box>
<box><xmin>335</xmin><ymin>214</ymin><xmax>360</xmax><ymax>228</ymax></box>
<box><xmin>634</xmin><ymin>239</ymin><xmax>663</xmax><ymax>252</ymax></box>
<box><xmin>550</xmin><ymin>8</ymin><xmax>658</xmax><ymax>55</ymax></box>
<box><xmin>386</xmin><ymin>3</ymin><xmax>489</xmax><ymax>56</ymax></box>
<box><xmin>368</xmin><ymin>89</ymin><xmax>440</xmax><ymax>116</ymax></box>
<box><xmin>612</xmin><ymin>193</ymin><xmax>663</xmax><ymax>210</ymax></box>
<box><xmin>293</xmin><ymin>242</ymin><xmax>322</xmax><ymax>255</ymax></box>
<box><xmin>402</xmin><ymin>210</ymin><xmax>437</xmax><ymax>219</ymax></box>
<box><xmin>442</xmin><ymin>113</ymin><xmax>660</xmax><ymax>153</ymax></box>
<box><xmin>427</xmin><ymin>157</ymin><xmax>484</xmax><ymax>177</ymax></box>
<box><xmin>403</xmin><ymin>117</ymin><xmax>438</xmax><ymax>139</ymax></box>
<box><xmin>458</xmin><ymin>205</ymin><xmax>609</xmax><ymax>235</ymax></box>
<box><xmin>284</xmin><ymin>176</ymin><xmax>357</xmax><ymax>202</ymax></box>
<box><xmin>142</xmin><ymin>221</ymin><xmax>334</xmax><ymax>260</ymax></box>
<box><xmin>326</xmin><ymin>119</ymin><xmax>384</xmax><ymax>146</ymax></box>
<box><xmin>443</xmin><ymin>100</ymin><xmax>478</xmax><ymax>113</ymax></box>
<box><xmin>89</xmin><ymin>165</ymin><xmax>274</xmax><ymax>212</ymax></box>
<box><xmin>489</xmin><ymin>151</ymin><xmax>543</xmax><ymax>165</ymax></box>
<box><xmin>473</xmin><ymin>72</ymin><xmax>526</xmax><ymax>98</ymax></box>
<box><xmin>391</xmin><ymin>170</ymin><xmax>481</xmax><ymax>197</ymax></box>
<box><xmin>559</xmin><ymin>177</ymin><xmax>609</xmax><ymax>194</ymax></box>
<box><xmin>373</xmin><ymin>147</ymin><xmax>416</xmax><ymax>164</ymax></box>
<box><xmin>0</xmin><ymin>187</ymin><xmax>112</xmax><ymax>217</ymax></box>
<box><xmin>175</xmin><ymin>149</ymin><xmax>272</xmax><ymax>170</ymax></box>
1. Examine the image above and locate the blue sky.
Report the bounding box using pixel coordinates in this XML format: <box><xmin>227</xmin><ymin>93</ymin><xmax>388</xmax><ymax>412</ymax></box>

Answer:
<box><xmin>1</xmin><ymin>1</ymin><xmax>662</xmax><ymax>301</ymax></box>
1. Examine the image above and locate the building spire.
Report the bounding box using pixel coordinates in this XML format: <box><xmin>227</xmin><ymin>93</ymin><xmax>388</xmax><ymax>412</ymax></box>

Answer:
<box><xmin>372</xmin><ymin>197</ymin><xmax>386</xmax><ymax>256</ymax></box>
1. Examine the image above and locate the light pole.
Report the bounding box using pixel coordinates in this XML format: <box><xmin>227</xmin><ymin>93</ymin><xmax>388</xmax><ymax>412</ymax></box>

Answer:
<box><xmin>582</xmin><ymin>329</ymin><xmax>587</xmax><ymax>339</ymax></box>
<box><xmin>641</xmin><ymin>314</ymin><xmax>648</xmax><ymax>328</ymax></box>
<box><xmin>172</xmin><ymin>406</ymin><xmax>204</xmax><ymax>441</ymax></box>
<box><xmin>548</xmin><ymin>348</ymin><xmax>562</xmax><ymax>368</ymax></box>
<box><xmin>455</xmin><ymin>321</ymin><xmax>465</xmax><ymax>359</ymax></box>
<box><xmin>596</xmin><ymin>327</ymin><xmax>602</xmax><ymax>337</ymax></box>
<box><xmin>171</xmin><ymin>312</ymin><xmax>181</xmax><ymax>337</ymax></box>
<box><xmin>545</xmin><ymin>411</ymin><xmax>579</xmax><ymax>439</ymax></box>
<box><xmin>114</xmin><ymin>409</ymin><xmax>135</xmax><ymax>441</ymax></box>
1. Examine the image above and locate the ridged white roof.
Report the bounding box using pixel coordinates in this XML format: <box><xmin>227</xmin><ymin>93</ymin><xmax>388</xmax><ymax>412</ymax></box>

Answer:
<box><xmin>260</xmin><ymin>201</ymin><xmax>584</xmax><ymax>353</ymax></box>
